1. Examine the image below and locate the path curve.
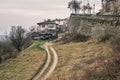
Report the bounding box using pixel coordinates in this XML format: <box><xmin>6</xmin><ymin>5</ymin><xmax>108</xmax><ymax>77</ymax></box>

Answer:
<box><xmin>33</xmin><ymin>42</ymin><xmax>58</xmax><ymax>80</ymax></box>
<box><xmin>41</xmin><ymin>44</ymin><xmax>58</xmax><ymax>80</ymax></box>
<box><xmin>33</xmin><ymin>43</ymin><xmax>51</xmax><ymax>80</ymax></box>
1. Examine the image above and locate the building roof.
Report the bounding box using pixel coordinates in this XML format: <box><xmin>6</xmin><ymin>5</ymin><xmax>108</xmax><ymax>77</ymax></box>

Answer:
<box><xmin>37</xmin><ymin>19</ymin><xmax>57</xmax><ymax>25</ymax></box>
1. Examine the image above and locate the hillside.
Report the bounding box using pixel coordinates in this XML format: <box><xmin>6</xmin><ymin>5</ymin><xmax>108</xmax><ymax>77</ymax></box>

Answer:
<box><xmin>0</xmin><ymin>41</ymin><xmax>46</xmax><ymax>80</ymax></box>
<box><xmin>49</xmin><ymin>40</ymin><xmax>114</xmax><ymax>80</ymax></box>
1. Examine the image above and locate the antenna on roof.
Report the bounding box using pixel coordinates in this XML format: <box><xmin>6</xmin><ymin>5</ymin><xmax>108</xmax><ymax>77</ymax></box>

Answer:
<box><xmin>93</xmin><ymin>4</ymin><xmax>96</xmax><ymax>15</ymax></box>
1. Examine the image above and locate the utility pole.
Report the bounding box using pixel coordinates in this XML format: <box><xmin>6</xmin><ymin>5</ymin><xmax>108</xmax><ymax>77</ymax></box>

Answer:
<box><xmin>93</xmin><ymin>4</ymin><xmax>96</xmax><ymax>15</ymax></box>
<box><xmin>87</xmin><ymin>0</ymin><xmax>91</xmax><ymax>14</ymax></box>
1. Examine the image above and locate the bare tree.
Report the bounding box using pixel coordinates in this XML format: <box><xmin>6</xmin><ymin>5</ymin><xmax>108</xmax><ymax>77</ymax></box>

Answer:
<box><xmin>68</xmin><ymin>0</ymin><xmax>82</xmax><ymax>14</ymax></box>
<box><xmin>10</xmin><ymin>26</ymin><xmax>26</xmax><ymax>51</ymax></box>
<box><xmin>29</xmin><ymin>26</ymin><xmax>39</xmax><ymax>39</ymax></box>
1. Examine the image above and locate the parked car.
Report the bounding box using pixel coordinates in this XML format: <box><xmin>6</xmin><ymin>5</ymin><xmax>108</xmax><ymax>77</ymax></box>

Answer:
<box><xmin>40</xmin><ymin>36</ymin><xmax>48</xmax><ymax>40</ymax></box>
<box><xmin>33</xmin><ymin>37</ymin><xmax>40</xmax><ymax>40</ymax></box>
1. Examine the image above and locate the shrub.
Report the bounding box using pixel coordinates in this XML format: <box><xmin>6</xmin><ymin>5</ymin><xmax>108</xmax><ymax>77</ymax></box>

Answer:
<box><xmin>0</xmin><ymin>41</ymin><xmax>14</xmax><ymax>56</ymax></box>
<box><xmin>91</xmin><ymin>26</ymin><xmax>120</xmax><ymax>42</ymax></box>
<box><xmin>0</xmin><ymin>41</ymin><xmax>15</xmax><ymax>62</ymax></box>
<box><xmin>71</xmin><ymin>32</ymin><xmax>89</xmax><ymax>42</ymax></box>
<box><xmin>60</xmin><ymin>32</ymin><xmax>89</xmax><ymax>44</ymax></box>
<box><xmin>91</xmin><ymin>26</ymin><xmax>105</xmax><ymax>42</ymax></box>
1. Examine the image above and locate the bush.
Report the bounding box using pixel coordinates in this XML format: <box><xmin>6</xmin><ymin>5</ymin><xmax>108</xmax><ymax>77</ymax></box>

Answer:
<box><xmin>60</xmin><ymin>32</ymin><xmax>89</xmax><ymax>44</ymax></box>
<box><xmin>71</xmin><ymin>32</ymin><xmax>89</xmax><ymax>42</ymax></box>
<box><xmin>91</xmin><ymin>26</ymin><xmax>120</xmax><ymax>42</ymax></box>
<box><xmin>91</xmin><ymin>27</ymin><xmax>105</xmax><ymax>42</ymax></box>
<box><xmin>0</xmin><ymin>41</ymin><xmax>14</xmax><ymax>56</ymax></box>
<box><xmin>0</xmin><ymin>41</ymin><xmax>15</xmax><ymax>62</ymax></box>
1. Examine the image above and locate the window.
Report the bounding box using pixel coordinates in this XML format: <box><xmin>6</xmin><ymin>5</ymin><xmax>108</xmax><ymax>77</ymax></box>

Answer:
<box><xmin>49</xmin><ymin>24</ymin><xmax>54</xmax><ymax>28</ymax></box>
<box><xmin>42</xmin><ymin>25</ymin><xmax>45</xmax><ymax>28</ymax></box>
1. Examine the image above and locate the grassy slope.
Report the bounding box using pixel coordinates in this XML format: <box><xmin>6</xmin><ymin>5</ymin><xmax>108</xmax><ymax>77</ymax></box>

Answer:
<box><xmin>50</xmin><ymin>40</ymin><xmax>113</xmax><ymax>80</ymax></box>
<box><xmin>0</xmin><ymin>41</ymin><xmax>46</xmax><ymax>80</ymax></box>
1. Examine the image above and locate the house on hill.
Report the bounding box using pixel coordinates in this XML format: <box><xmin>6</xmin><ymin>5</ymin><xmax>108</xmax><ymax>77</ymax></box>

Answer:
<box><xmin>37</xmin><ymin>19</ymin><xmax>58</xmax><ymax>38</ymax></box>
<box><xmin>53</xmin><ymin>18</ymin><xmax>69</xmax><ymax>33</ymax></box>
<box><xmin>37</xmin><ymin>18</ymin><xmax>69</xmax><ymax>40</ymax></box>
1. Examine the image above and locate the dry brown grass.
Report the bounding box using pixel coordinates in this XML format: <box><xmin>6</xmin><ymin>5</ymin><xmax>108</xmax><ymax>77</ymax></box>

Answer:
<box><xmin>0</xmin><ymin>41</ymin><xmax>46</xmax><ymax>80</ymax></box>
<box><xmin>49</xmin><ymin>40</ymin><xmax>113</xmax><ymax>80</ymax></box>
<box><xmin>58</xmin><ymin>32</ymin><xmax>89</xmax><ymax>44</ymax></box>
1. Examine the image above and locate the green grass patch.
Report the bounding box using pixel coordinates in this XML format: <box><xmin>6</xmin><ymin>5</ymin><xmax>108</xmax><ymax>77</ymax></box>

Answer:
<box><xmin>30</xmin><ymin>41</ymin><xmax>44</xmax><ymax>51</ymax></box>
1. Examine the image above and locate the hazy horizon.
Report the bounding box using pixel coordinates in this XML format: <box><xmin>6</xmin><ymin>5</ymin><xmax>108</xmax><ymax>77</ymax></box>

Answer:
<box><xmin>0</xmin><ymin>0</ymin><xmax>101</xmax><ymax>35</ymax></box>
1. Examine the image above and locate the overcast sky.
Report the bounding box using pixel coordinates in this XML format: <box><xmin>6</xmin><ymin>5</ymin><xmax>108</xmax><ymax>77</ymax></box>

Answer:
<box><xmin>0</xmin><ymin>0</ymin><xmax>101</xmax><ymax>35</ymax></box>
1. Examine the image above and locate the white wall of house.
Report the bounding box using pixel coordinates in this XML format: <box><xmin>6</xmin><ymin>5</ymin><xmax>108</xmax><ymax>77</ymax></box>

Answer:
<box><xmin>37</xmin><ymin>23</ymin><xmax>57</xmax><ymax>36</ymax></box>
<box><xmin>38</xmin><ymin>24</ymin><xmax>57</xmax><ymax>31</ymax></box>
<box><xmin>47</xmin><ymin>24</ymin><xmax>57</xmax><ymax>30</ymax></box>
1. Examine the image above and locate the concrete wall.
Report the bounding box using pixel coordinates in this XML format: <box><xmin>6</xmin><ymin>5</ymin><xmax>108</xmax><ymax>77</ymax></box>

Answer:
<box><xmin>68</xmin><ymin>14</ymin><xmax>120</xmax><ymax>36</ymax></box>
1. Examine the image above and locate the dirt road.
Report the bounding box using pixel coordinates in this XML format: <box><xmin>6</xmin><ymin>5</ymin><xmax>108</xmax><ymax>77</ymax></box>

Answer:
<box><xmin>33</xmin><ymin>42</ymin><xmax>58</xmax><ymax>80</ymax></box>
